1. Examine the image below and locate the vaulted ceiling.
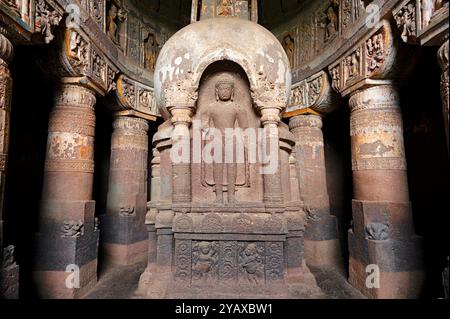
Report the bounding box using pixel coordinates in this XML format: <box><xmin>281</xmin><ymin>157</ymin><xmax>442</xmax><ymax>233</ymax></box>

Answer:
<box><xmin>130</xmin><ymin>0</ymin><xmax>309</xmax><ymax>30</ymax></box>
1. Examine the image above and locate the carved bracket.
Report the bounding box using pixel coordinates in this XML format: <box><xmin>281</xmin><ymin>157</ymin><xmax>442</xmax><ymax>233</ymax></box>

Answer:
<box><xmin>328</xmin><ymin>20</ymin><xmax>396</xmax><ymax>97</ymax></box>
<box><xmin>284</xmin><ymin>71</ymin><xmax>339</xmax><ymax>117</ymax></box>
<box><xmin>116</xmin><ymin>74</ymin><xmax>159</xmax><ymax>118</ymax></box>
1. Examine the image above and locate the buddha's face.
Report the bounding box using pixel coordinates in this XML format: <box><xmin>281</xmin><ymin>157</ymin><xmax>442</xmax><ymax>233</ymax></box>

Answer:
<box><xmin>216</xmin><ymin>82</ymin><xmax>234</xmax><ymax>101</ymax></box>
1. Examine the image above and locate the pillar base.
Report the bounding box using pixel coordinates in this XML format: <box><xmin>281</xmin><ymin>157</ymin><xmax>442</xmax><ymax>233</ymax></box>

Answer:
<box><xmin>304</xmin><ymin>215</ymin><xmax>342</xmax><ymax>270</ymax></box>
<box><xmin>1</xmin><ymin>264</ymin><xmax>19</xmax><ymax>299</ymax></box>
<box><xmin>348</xmin><ymin>200</ymin><xmax>424</xmax><ymax>298</ymax></box>
<box><xmin>33</xmin><ymin>259</ymin><xmax>97</xmax><ymax>299</ymax></box>
<box><xmin>102</xmin><ymin>240</ymin><xmax>148</xmax><ymax>266</ymax></box>
<box><xmin>348</xmin><ymin>230</ymin><xmax>424</xmax><ymax>298</ymax></box>
<box><xmin>100</xmin><ymin>200</ymin><xmax>148</xmax><ymax>267</ymax></box>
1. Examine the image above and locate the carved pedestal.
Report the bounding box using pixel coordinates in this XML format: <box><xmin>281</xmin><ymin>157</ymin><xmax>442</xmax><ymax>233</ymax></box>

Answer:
<box><xmin>0</xmin><ymin>31</ymin><xmax>18</xmax><ymax>299</ymax></box>
<box><xmin>101</xmin><ymin>116</ymin><xmax>149</xmax><ymax>266</ymax></box>
<box><xmin>34</xmin><ymin>82</ymin><xmax>99</xmax><ymax>299</ymax></box>
<box><xmin>348</xmin><ymin>84</ymin><xmax>424</xmax><ymax>298</ymax></box>
<box><xmin>289</xmin><ymin>114</ymin><xmax>341</xmax><ymax>270</ymax></box>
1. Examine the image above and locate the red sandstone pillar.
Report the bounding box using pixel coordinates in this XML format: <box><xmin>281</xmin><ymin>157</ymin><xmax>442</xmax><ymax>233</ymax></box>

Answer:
<box><xmin>34</xmin><ymin>82</ymin><xmax>99</xmax><ymax>299</ymax></box>
<box><xmin>348</xmin><ymin>84</ymin><xmax>424</xmax><ymax>299</ymax></box>
<box><xmin>102</xmin><ymin>115</ymin><xmax>149</xmax><ymax>266</ymax></box>
<box><xmin>0</xmin><ymin>31</ymin><xmax>19</xmax><ymax>299</ymax></box>
<box><xmin>289</xmin><ymin>114</ymin><xmax>341</xmax><ymax>270</ymax></box>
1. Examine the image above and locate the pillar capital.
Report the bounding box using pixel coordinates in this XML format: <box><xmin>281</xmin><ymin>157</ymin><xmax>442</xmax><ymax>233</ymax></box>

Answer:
<box><xmin>0</xmin><ymin>32</ymin><xmax>13</xmax><ymax>65</ymax></box>
<box><xmin>260</xmin><ymin>107</ymin><xmax>281</xmax><ymax>126</ymax></box>
<box><xmin>112</xmin><ymin>115</ymin><xmax>149</xmax><ymax>133</ymax></box>
<box><xmin>170</xmin><ymin>107</ymin><xmax>193</xmax><ymax>126</ymax></box>
<box><xmin>289</xmin><ymin>114</ymin><xmax>323</xmax><ymax>130</ymax></box>
<box><xmin>348</xmin><ymin>83</ymin><xmax>399</xmax><ymax>112</ymax></box>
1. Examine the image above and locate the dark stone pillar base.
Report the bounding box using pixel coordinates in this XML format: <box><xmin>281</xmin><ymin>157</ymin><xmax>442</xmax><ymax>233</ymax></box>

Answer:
<box><xmin>1</xmin><ymin>264</ymin><xmax>19</xmax><ymax>299</ymax></box>
<box><xmin>100</xmin><ymin>193</ymin><xmax>148</xmax><ymax>266</ymax></box>
<box><xmin>304</xmin><ymin>214</ymin><xmax>342</xmax><ymax>270</ymax></box>
<box><xmin>34</xmin><ymin>200</ymin><xmax>99</xmax><ymax>299</ymax></box>
<box><xmin>348</xmin><ymin>200</ymin><xmax>424</xmax><ymax>298</ymax></box>
<box><xmin>33</xmin><ymin>259</ymin><xmax>98</xmax><ymax>299</ymax></box>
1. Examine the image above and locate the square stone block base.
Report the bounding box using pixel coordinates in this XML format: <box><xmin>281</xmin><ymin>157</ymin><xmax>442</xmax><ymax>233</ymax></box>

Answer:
<box><xmin>33</xmin><ymin>259</ymin><xmax>97</xmax><ymax>299</ymax></box>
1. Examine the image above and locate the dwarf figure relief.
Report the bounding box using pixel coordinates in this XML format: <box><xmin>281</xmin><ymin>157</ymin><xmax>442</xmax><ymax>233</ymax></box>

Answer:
<box><xmin>239</xmin><ymin>243</ymin><xmax>264</xmax><ymax>284</ymax></box>
<box><xmin>192</xmin><ymin>241</ymin><xmax>219</xmax><ymax>281</ymax></box>
<box><xmin>200</xmin><ymin>76</ymin><xmax>250</xmax><ymax>204</ymax></box>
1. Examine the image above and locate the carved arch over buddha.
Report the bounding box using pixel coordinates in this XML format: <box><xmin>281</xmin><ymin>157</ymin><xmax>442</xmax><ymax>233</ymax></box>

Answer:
<box><xmin>154</xmin><ymin>17</ymin><xmax>292</xmax><ymax>119</ymax></box>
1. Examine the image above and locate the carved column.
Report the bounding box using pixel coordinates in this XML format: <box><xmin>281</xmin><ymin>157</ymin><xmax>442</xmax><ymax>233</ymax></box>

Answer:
<box><xmin>147</xmin><ymin>147</ymin><xmax>160</xmax><ymax>265</ymax></box>
<box><xmin>348</xmin><ymin>84</ymin><xmax>424</xmax><ymax>298</ymax></box>
<box><xmin>137</xmin><ymin>121</ymin><xmax>173</xmax><ymax>298</ymax></box>
<box><xmin>0</xmin><ymin>31</ymin><xmax>18</xmax><ymax>299</ymax></box>
<box><xmin>160</xmin><ymin>109</ymin><xmax>191</xmax><ymax>265</ymax></box>
<box><xmin>289</xmin><ymin>114</ymin><xmax>341</xmax><ymax>270</ymax></box>
<box><xmin>102</xmin><ymin>115</ymin><xmax>149</xmax><ymax>266</ymax></box>
<box><xmin>261</xmin><ymin>108</ymin><xmax>284</xmax><ymax>207</ymax></box>
<box><xmin>438</xmin><ymin>39</ymin><xmax>449</xmax><ymax>150</ymax></box>
<box><xmin>34</xmin><ymin>82</ymin><xmax>99</xmax><ymax>299</ymax></box>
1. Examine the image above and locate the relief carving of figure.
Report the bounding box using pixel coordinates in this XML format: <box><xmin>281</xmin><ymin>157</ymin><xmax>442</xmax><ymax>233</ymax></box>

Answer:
<box><xmin>200</xmin><ymin>76</ymin><xmax>250</xmax><ymax>204</ymax></box>
<box><xmin>367</xmin><ymin>33</ymin><xmax>384</xmax><ymax>72</ymax></box>
<box><xmin>217</xmin><ymin>0</ymin><xmax>234</xmax><ymax>17</ymax></box>
<box><xmin>192</xmin><ymin>241</ymin><xmax>219</xmax><ymax>281</ymax></box>
<box><xmin>239</xmin><ymin>243</ymin><xmax>264</xmax><ymax>284</ymax></box>
<box><xmin>2</xmin><ymin>245</ymin><xmax>16</xmax><ymax>269</ymax></box>
<box><xmin>282</xmin><ymin>34</ymin><xmax>295</xmax><ymax>68</ymax></box>
<box><xmin>325</xmin><ymin>5</ymin><xmax>339</xmax><ymax>42</ymax></box>
<box><xmin>62</xmin><ymin>220</ymin><xmax>84</xmax><ymax>237</ymax></box>
<box><xmin>143</xmin><ymin>31</ymin><xmax>158</xmax><ymax>71</ymax></box>
<box><xmin>107</xmin><ymin>3</ymin><xmax>126</xmax><ymax>45</ymax></box>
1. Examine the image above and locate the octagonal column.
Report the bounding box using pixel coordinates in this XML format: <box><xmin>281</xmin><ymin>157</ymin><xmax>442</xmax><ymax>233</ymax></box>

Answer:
<box><xmin>289</xmin><ymin>114</ymin><xmax>341</xmax><ymax>270</ymax></box>
<box><xmin>102</xmin><ymin>115</ymin><xmax>149</xmax><ymax>266</ymax></box>
<box><xmin>34</xmin><ymin>82</ymin><xmax>99</xmax><ymax>299</ymax></box>
<box><xmin>348</xmin><ymin>84</ymin><xmax>424</xmax><ymax>298</ymax></box>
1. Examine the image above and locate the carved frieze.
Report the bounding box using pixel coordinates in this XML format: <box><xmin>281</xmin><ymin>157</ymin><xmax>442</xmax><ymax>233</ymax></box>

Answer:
<box><xmin>174</xmin><ymin>239</ymin><xmax>285</xmax><ymax>285</ymax></box>
<box><xmin>328</xmin><ymin>21</ymin><xmax>394</xmax><ymax>96</ymax></box>
<box><xmin>35</xmin><ymin>0</ymin><xmax>63</xmax><ymax>44</ymax></box>
<box><xmin>116</xmin><ymin>74</ymin><xmax>159</xmax><ymax>117</ymax></box>
<box><xmin>62</xmin><ymin>220</ymin><xmax>84</xmax><ymax>237</ymax></box>
<box><xmin>393</xmin><ymin>0</ymin><xmax>418</xmax><ymax>43</ymax></box>
<box><xmin>285</xmin><ymin>71</ymin><xmax>337</xmax><ymax>116</ymax></box>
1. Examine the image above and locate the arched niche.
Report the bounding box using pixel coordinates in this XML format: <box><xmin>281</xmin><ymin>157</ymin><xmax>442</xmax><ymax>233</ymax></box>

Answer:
<box><xmin>154</xmin><ymin>18</ymin><xmax>292</xmax><ymax>119</ymax></box>
<box><xmin>190</xmin><ymin>60</ymin><xmax>263</xmax><ymax>204</ymax></box>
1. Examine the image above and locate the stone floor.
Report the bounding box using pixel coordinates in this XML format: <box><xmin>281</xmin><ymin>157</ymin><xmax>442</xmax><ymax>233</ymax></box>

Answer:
<box><xmin>84</xmin><ymin>262</ymin><xmax>365</xmax><ymax>299</ymax></box>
